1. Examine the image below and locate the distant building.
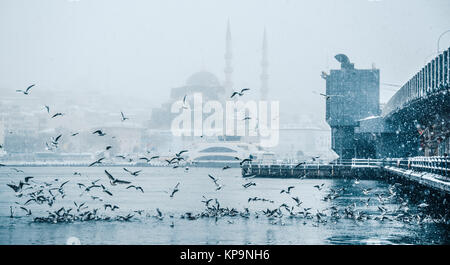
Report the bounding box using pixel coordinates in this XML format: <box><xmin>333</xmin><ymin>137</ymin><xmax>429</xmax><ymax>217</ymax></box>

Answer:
<box><xmin>148</xmin><ymin>71</ymin><xmax>225</xmax><ymax>131</ymax></box>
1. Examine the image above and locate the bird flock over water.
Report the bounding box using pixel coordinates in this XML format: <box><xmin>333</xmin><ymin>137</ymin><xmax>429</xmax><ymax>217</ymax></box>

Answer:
<box><xmin>2</xmin><ymin>85</ymin><xmax>449</xmax><ymax>227</ymax></box>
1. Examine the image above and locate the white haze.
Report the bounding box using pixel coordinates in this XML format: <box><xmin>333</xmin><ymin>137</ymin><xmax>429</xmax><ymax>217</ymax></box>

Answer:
<box><xmin>0</xmin><ymin>0</ymin><xmax>449</xmax><ymax>120</ymax></box>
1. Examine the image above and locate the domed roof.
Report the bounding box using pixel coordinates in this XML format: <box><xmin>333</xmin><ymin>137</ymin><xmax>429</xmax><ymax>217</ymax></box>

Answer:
<box><xmin>186</xmin><ymin>71</ymin><xmax>220</xmax><ymax>87</ymax></box>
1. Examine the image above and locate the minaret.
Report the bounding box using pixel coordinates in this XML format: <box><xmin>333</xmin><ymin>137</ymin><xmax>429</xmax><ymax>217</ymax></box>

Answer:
<box><xmin>224</xmin><ymin>20</ymin><xmax>233</xmax><ymax>96</ymax></box>
<box><xmin>260</xmin><ymin>28</ymin><xmax>269</xmax><ymax>100</ymax></box>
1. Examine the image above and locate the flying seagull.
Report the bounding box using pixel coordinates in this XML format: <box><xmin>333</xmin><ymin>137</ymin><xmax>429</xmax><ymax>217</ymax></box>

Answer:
<box><xmin>313</xmin><ymin>183</ymin><xmax>325</xmax><ymax>191</ymax></box>
<box><xmin>120</xmin><ymin>112</ymin><xmax>129</xmax><ymax>121</ymax></box>
<box><xmin>51</xmin><ymin>113</ymin><xmax>64</xmax><ymax>118</ymax></box>
<box><xmin>123</xmin><ymin>168</ymin><xmax>142</xmax><ymax>176</ymax></box>
<box><xmin>280</xmin><ymin>186</ymin><xmax>295</xmax><ymax>194</ymax></box>
<box><xmin>92</xmin><ymin>130</ymin><xmax>106</xmax><ymax>136</ymax></box>
<box><xmin>88</xmin><ymin>157</ymin><xmax>105</xmax><ymax>167</ymax></box>
<box><xmin>104</xmin><ymin>170</ymin><xmax>131</xmax><ymax>185</ymax></box>
<box><xmin>169</xmin><ymin>182</ymin><xmax>180</xmax><ymax>198</ymax></box>
<box><xmin>175</xmin><ymin>150</ymin><xmax>188</xmax><ymax>157</ymax></box>
<box><xmin>127</xmin><ymin>185</ymin><xmax>144</xmax><ymax>193</ymax></box>
<box><xmin>319</xmin><ymin>93</ymin><xmax>344</xmax><ymax>100</ymax></box>
<box><xmin>231</xmin><ymin>88</ymin><xmax>250</xmax><ymax>98</ymax></box>
<box><xmin>16</xmin><ymin>84</ymin><xmax>35</xmax><ymax>95</ymax></box>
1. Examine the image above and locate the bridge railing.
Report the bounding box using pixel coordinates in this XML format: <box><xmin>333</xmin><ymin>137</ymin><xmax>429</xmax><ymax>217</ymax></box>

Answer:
<box><xmin>245</xmin><ymin>158</ymin><xmax>383</xmax><ymax>167</ymax></box>
<box><xmin>384</xmin><ymin>156</ymin><xmax>449</xmax><ymax>177</ymax></box>
<box><xmin>382</xmin><ymin>46</ymin><xmax>450</xmax><ymax>117</ymax></box>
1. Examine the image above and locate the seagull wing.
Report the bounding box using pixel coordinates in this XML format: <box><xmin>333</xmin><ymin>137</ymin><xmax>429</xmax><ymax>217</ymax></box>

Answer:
<box><xmin>25</xmin><ymin>84</ymin><xmax>35</xmax><ymax>93</ymax></box>
<box><xmin>104</xmin><ymin>170</ymin><xmax>115</xmax><ymax>181</ymax></box>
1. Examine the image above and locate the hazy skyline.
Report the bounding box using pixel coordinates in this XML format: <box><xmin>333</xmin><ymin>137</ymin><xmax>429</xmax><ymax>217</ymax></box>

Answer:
<box><xmin>0</xmin><ymin>0</ymin><xmax>449</xmax><ymax>118</ymax></box>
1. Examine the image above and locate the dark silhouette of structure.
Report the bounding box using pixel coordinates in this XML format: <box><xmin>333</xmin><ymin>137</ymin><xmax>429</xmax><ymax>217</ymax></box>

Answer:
<box><xmin>323</xmin><ymin>47</ymin><xmax>450</xmax><ymax>159</ymax></box>
<box><xmin>323</xmin><ymin>54</ymin><xmax>380</xmax><ymax>159</ymax></box>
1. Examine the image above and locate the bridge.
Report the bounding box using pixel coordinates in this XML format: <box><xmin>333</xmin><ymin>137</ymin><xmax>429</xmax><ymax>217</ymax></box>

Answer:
<box><xmin>242</xmin><ymin>156</ymin><xmax>450</xmax><ymax>194</ymax></box>
<box><xmin>242</xmin><ymin>46</ymin><xmax>450</xmax><ymax>195</ymax></box>
<box><xmin>380</xmin><ymin>46</ymin><xmax>450</xmax><ymax>157</ymax></box>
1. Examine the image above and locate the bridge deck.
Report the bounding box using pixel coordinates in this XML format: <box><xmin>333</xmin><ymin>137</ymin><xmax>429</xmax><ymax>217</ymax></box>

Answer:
<box><xmin>241</xmin><ymin>157</ymin><xmax>450</xmax><ymax>194</ymax></box>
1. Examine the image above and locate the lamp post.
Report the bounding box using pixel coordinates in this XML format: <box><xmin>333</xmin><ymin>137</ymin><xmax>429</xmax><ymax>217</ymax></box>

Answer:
<box><xmin>437</xmin><ymin>29</ymin><xmax>450</xmax><ymax>53</ymax></box>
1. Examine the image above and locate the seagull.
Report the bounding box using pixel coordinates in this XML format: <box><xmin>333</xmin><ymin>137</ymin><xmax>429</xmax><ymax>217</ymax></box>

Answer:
<box><xmin>201</xmin><ymin>196</ymin><xmax>213</xmax><ymax>206</ymax></box>
<box><xmin>11</xmin><ymin>168</ymin><xmax>25</xmax><ymax>173</ymax></box>
<box><xmin>291</xmin><ymin>196</ymin><xmax>302</xmax><ymax>207</ymax></box>
<box><xmin>71</xmin><ymin>132</ymin><xmax>79</xmax><ymax>137</ymax></box>
<box><xmin>106</xmin><ymin>146</ymin><xmax>112</xmax><ymax>150</ymax></box>
<box><xmin>104</xmin><ymin>170</ymin><xmax>131</xmax><ymax>186</ymax></box>
<box><xmin>92</xmin><ymin>130</ymin><xmax>106</xmax><ymax>136</ymax></box>
<box><xmin>51</xmin><ymin>113</ymin><xmax>64</xmax><ymax>118</ymax></box>
<box><xmin>7</xmin><ymin>182</ymin><xmax>25</xmax><ymax>193</ymax></box>
<box><xmin>19</xmin><ymin>206</ymin><xmax>32</xmax><ymax>216</ymax></box>
<box><xmin>88</xmin><ymin>157</ymin><xmax>105</xmax><ymax>167</ymax></box>
<box><xmin>104</xmin><ymin>204</ymin><xmax>119</xmax><ymax>211</ymax></box>
<box><xmin>16</xmin><ymin>84</ymin><xmax>35</xmax><ymax>95</ymax></box>
<box><xmin>319</xmin><ymin>93</ymin><xmax>344</xmax><ymax>100</ymax></box>
<box><xmin>311</xmin><ymin>156</ymin><xmax>320</xmax><ymax>162</ymax></box>
<box><xmin>24</xmin><ymin>176</ymin><xmax>34</xmax><ymax>183</ymax></box>
<box><xmin>123</xmin><ymin>168</ymin><xmax>142</xmax><ymax>176</ymax></box>
<box><xmin>51</xmin><ymin>134</ymin><xmax>62</xmax><ymax>146</ymax></box>
<box><xmin>126</xmin><ymin>185</ymin><xmax>144</xmax><ymax>193</ymax></box>
<box><xmin>100</xmin><ymin>185</ymin><xmax>113</xmax><ymax>196</ymax></box>
<box><xmin>231</xmin><ymin>88</ymin><xmax>250</xmax><ymax>98</ymax></box>
<box><xmin>175</xmin><ymin>150</ymin><xmax>188</xmax><ymax>157</ymax></box>
<box><xmin>362</xmin><ymin>188</ymin><xmax>372</xmax><ymax>195</ymax></box>
<box><xmin>155</xmin><ymin>208</ymin><xmax>163</xmax><ymax>220</ymax></box>
<box><xmin>418</xmin><ymin>202</ymin><xmax>429</xmax><ymax>208</ymax></box>
<box><xmin>139</xmin><ymin>157</ymin><xmax>150</xmax><ymax>162</ymax></box>
<box><xmin>120</xmin><ymin>112</ymin><xmax>129</xmax><ymax>121</ymax></box>
<box><xmin>294</xmin><ymin>162</ymin><xmax>306</xmax><ymax>168</ymax></box>
<box><xmin>44</xmin><ymin>105</ymin><xmax>50</xmax><ymax>113</ymax></box>
<box><xmin>313</xmin><ymin>183</ymin><xmax>325</xmax><ymax>191</ymax></box>
<box><xmin>222</xmin><ymin>165</ymin><xmax>231</xmax><ymax>170</ymax></box>
<box><xmin>243</xmin><ymin>182</ymin><xmax>256</xmax><ymax>188</ymax></box>
<box><xmin>169</xmin><ymin>182</ymin><xmax>180</xmax><ymax>198</ymax></box>
<box><xmin>242</xmin><ymin>116</ymin><xmax>252</xmax><ymax>121</ymax></box>
<box><xmin>280</xmin><ymin>186</ymin><xmax>295</xmax><ymax>194</ymax></box>
<box><xmin>240</xmin><ymin>158</ymin><xmax>252</xmax><ymax>165</ymax></box>
<box><xmin>208</xmin><ymin>174</ymin><xmax>219</xmax><ymax>185</ymax></box>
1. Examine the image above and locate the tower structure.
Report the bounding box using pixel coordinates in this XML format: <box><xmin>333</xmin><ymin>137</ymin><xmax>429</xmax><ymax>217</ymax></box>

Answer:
<box><xmin>324</xmin><ymin>54</ymin><xmax>380</xmax><ymax>159</ymax></box>
<box><xmin>260</xmin><ymin>28</ymin><xmax>269</xmax><ymax>100</ymax></box>
<box><xmin>224</xmin><ymin>20</ymin><xmax>233</xmax><ymax>96</ymax></box>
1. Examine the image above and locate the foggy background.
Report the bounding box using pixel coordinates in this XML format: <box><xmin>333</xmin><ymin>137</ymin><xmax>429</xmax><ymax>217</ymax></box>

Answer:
<box><xmin>1</xmin><ymin>0</ymin><xmax>449</xmax><ymax>109</ymax></box>
<box><xmin>0</xmin><ymin>0</ymin><xmax>449</xmax><ymax>158</ymax></box>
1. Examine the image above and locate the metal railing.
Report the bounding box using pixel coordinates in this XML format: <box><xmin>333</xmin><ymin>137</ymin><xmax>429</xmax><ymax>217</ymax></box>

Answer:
<box><xmin>245</xmin><ymin>157</ymin><xmax>449</xmax><ymax>177</ymax></box>
<box><xmin>382</xmin><ymin>46</ymin><xmax>450</xmax><ymax>117</ymax></box>
<box><xmin>246</xmin><ymin>158</ymin><xmax>383</xmax><ymax>168</ymax></box>
<box><xmin>384</xmin><ymin>156</ymin><xmax>449</xmax><ymax>177</ymax></box>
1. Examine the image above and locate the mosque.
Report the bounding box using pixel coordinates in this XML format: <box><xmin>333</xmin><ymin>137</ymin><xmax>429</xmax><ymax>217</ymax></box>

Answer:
<box><xmin>146</xmin><ymin>21</ymin><xmax>334</xmax><ymax>166</ymax></box>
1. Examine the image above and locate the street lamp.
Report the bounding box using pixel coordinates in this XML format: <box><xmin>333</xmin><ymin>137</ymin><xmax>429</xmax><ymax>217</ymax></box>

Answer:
<box><xmin>437</xmin><ymin>29</ymin><xmax>450</xmax><ymax>53</ymax></box>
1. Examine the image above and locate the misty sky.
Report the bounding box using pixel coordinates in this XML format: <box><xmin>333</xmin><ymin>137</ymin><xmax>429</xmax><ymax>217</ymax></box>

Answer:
<box><xmin>0</xmin><ymin>0</ymin><xmax>449</xmax><ymax>120</ymax></box>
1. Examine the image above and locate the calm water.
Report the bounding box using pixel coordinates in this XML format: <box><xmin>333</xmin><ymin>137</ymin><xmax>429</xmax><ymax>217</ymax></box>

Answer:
<box><xmin>0</xmin><ymin>166</ymin><xmax>448</xmax><ymax>245</ymax></box>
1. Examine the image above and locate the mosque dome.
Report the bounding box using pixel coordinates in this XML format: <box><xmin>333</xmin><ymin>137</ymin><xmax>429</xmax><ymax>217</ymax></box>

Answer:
<box><xmin>186</xmin><ymin>71</ymin><xmax>220</xmax><ymax>87</ymax></box>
